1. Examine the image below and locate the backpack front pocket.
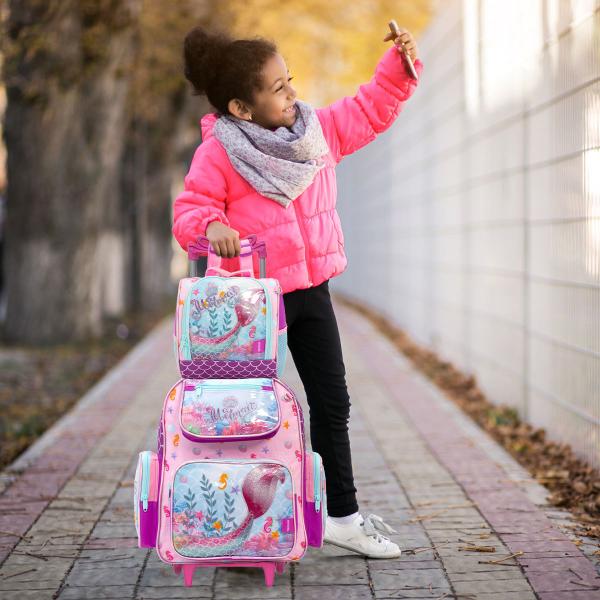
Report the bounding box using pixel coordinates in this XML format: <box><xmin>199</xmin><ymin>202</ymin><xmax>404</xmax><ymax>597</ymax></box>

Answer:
<box><xmin>180</xmin><ymin>277</ymin><xmax>273</xmax><ymax>363</ymax></box>
<box><xmin>170</xmin><ymin>460</ymin><xmax>296</xmax><ymax>559</ymax></box>
<box><xmin>179</xmin><ymin>378</ymin><xmax>280</xmax><ymax>442</ymax></box>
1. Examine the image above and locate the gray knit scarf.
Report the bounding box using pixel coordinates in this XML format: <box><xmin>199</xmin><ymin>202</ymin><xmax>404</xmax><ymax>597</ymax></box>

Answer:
<box><xmin>212</xmin><ymin>99</ymin><xmax>330</xmax><ymax>208</ymax></box>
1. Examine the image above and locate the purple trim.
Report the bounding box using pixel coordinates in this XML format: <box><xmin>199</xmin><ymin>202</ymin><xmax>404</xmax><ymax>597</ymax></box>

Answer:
<box><xmin>303</xmin><ymin>450</ymin><xmax>325</xmax><ymax>548</ymax></box>
<box><xmin>279</xmin><ymin>295</ymin><xmax>287</xmax><ymax>330</ymax></box>
<box><xmin>179</xmin><ymin>419</ymin><xmax>281</xmax><ymax>443</ymax></box>
<box><xmin>179</xmin><ymin>359</ymin><xmax>277</xmax><ymax>379</ymax></box>
<box><xmin>304</xmin><ymin>500</ymin><xmax>324</xmax><ymax>548</ymax></box>
<box><xmin>252</xmin><ymin>339</ymin><xmax>266</xmax><ymax>353</ymax></box>
<box><xmin>138</xmin><ymin>500</ymin><xmax>158</xmax><ymax>548</ymax></box>
<box><xmin>280</xmin><ymin>517</ymin><xmax>294</xmax><ymax>534</ymax></box>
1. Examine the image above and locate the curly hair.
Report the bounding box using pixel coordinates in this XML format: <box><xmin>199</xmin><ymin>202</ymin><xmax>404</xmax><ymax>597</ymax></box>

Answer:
<box><xmin>183</xmin><ymin>26</ymin><xmax>278</xmax><ymax>116</ymax></box>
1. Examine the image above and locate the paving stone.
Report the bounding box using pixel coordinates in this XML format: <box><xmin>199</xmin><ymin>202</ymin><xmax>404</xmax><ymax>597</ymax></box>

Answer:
<box><xmin>370</xmin><ymin>567</ymin><xmax>450</xmax><ymax>592</ymax></box>
<box><xmin>294</xmin><ymin>585</ymin><xmax>373</xmax><ymax>600</ymax></box>
<box><xmin>139</xmin><ymin>585</ymin><xmax>213</xmax><ymax>598</ymax></box>
<box><xmin>2</xmin><ymin>299</ymin><xmax>599</xmax><ymax>600</ymax></box>
<box><xmin>64</xmin><ymin>565</ymin><xmax>140</xmax><ymax>587</ymax></box>
<box><xmin>453</xmin><ymin>578</ymin><xmax>536</xmax><ymax>594</ymax></box>
<box><xmin>57</xmin><ymin>585</ymin><xmax>136</xmax><ymax>599</ymax></box>
<box><xmin>294</xmin><ymin>559</ymin><xmax>369</xmax><ymax>585</ymax></box>
<box><xmin>1</xmin><ymin>591</ymin><xmax>56</xmax><ymax>600</ymax></box>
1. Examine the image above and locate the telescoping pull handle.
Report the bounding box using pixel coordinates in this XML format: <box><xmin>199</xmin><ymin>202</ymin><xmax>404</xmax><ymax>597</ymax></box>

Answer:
<box><xmin>187</xmin><ymin>234</ymin><xmax>267</xmax><ymax>279</ymax></box>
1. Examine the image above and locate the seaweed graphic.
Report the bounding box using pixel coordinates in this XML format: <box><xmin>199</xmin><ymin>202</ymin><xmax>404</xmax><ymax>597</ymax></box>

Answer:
<box><xmin>222</xmin><ymin>490</ymin><xmax>237</xmax><ymax>533</ymax></box>
<box><xmin>208</xmin><ymin>307</ymin><xmax>219</xmax><ymax>337</ymax></box>
<box><xmin>181</xmin><ymin>488</ymin><xmax>197</xmax><ymax>536</ymax></box>
<box><xmin>199</xmin><ymin>473</ymin><xmax>218</xmax><ymax>536</ymax></box>
<box><xmin>222</xmin><ymin>308</ymin><xmax>233</xmax><ymax>333</ymax></box>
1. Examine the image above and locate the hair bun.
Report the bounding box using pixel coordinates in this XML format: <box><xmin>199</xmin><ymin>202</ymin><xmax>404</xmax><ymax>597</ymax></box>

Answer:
<box><xmin>183</xmin><ymin>27</ymin><xmax>231</xmax><ymax>96</ymax></box>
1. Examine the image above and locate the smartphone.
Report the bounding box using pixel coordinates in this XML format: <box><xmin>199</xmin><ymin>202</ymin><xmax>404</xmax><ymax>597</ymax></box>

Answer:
<box><xmin>388</xmin><ymin>20</ymin><xmax>418</xmax><ymax>80</ymax></box>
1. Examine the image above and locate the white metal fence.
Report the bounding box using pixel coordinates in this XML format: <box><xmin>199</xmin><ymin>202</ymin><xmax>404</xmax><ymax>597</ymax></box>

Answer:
<box><xmin>333</xmin><ymin>0</ymin><xmax>600</xmax><ymax>468</ymax></box>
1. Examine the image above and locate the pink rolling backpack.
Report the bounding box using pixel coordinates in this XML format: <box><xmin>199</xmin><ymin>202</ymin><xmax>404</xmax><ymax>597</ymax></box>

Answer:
<box><xmin>133</xmin><ymin>235</ymin><xmax>327</xmax><ymax>588</ymax></box>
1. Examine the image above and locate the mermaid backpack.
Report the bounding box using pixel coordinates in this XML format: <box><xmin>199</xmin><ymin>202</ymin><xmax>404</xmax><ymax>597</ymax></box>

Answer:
<box><xmin>174</xmin><ymin>234</ymin><xmax>288</xmax><ymax>380</ymax></box>
<box><xmin>133</xmin><ymin>376</ymin><xmax>327</xmax><ymax>587</ymax></box>
<box><xmin>134</xmin><ymin>234</ymin><xmax>327</xmax><ymax>587</ymax></box>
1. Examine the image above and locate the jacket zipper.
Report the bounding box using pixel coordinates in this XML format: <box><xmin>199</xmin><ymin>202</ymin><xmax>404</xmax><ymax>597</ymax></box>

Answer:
<box><xmin>292</xmin><ymin>201</ymin><xmax>313</xmax><ymax>287</ymax></box>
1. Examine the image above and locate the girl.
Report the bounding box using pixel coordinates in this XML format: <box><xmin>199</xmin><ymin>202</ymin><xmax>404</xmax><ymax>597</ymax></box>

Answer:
<box><xmin>173</xmin><ymin>25</ymin><xmax>422</xmax><ymax>559</ymax></box>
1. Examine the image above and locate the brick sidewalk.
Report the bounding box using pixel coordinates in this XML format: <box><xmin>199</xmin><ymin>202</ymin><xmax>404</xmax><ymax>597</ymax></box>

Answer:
<box><xmin>1</xmin><ymin>296</ymin><xmax>599</xmax><ymax>599</ymax></box>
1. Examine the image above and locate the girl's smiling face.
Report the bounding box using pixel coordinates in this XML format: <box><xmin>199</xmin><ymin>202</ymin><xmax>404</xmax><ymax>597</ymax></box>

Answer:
<box><xmin>227</xmin><ymin>53</ymin><xmax>297</xmax><ymax>130</ymax></box>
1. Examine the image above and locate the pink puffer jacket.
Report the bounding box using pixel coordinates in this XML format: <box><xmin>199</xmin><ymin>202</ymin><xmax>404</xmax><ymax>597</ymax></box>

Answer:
<box><xmin>172</xmin><ymin>46</ymin><xmax>423</xmax><ymax>294</ymax></box>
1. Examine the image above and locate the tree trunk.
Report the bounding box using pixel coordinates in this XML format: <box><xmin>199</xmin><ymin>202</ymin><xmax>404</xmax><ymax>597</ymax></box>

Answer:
<box><xmin>3</xmin><ymin>0</ymin><xmax>141</xmax><ymax>343</ymax></box>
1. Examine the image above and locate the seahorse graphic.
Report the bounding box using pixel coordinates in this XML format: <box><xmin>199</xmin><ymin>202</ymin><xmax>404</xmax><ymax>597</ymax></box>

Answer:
<box><xmin>263</xmin><ymin>516</ymin><xmax>273</xmax><ymax>533</ymax></box>
<box><xmin>190</xmin><ymin>288</ymin><xmax>263</xmax><ymax>356</ymax></box>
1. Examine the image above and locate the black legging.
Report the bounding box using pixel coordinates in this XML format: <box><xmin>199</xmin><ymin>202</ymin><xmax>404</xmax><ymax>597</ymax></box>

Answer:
<box><xmin>282</xmin><ymin>279</ymin><xmax>359</xmax><ymax>518</ymax></box>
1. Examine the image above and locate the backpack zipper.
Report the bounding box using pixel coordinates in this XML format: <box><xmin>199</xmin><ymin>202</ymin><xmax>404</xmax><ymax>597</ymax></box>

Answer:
<box><xmin>313</xmin><ymin>452</ymin><xmax>321</xmax><ymax>512</ymax></box>
<box><xmin>195</xmin><ymin>379</ymin><xmax>273</xmax><ymax>392</ymax></box>
<box><xmin>141</xmin><ymin>452</ymin><xmax>150</xmax><ymax>511</ymax></box>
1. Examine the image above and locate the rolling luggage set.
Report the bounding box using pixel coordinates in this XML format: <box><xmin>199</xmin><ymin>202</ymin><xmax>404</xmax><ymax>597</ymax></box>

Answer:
<box><xmin>133</xmin><ymin>235</ymin><xmax>327</xmax><ymax>588</ymax></box>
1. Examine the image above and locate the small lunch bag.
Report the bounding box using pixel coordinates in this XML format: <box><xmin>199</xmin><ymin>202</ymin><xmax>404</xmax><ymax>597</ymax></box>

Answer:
<box><xmin>173</xmin><ymin>235</ymin><xmax>288</xmax><ymax>380</ymax></box>
<box><xmin>133</xmin><ymin>376</ymin><xmax>327</xmax><ymax>587</ymax></box>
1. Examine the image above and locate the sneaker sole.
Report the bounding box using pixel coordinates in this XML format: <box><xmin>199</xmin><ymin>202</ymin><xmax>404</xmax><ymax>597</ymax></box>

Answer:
<box><xmin>323</xmin><ymin>536</ymin><xmax>402</xmax><ymax>559</ymax></box>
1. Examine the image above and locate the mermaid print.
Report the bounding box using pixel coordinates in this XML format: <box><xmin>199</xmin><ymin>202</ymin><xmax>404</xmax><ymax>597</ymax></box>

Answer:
<box><xmin>188</xmin><ymin>282</ymin><xmax>267</xmax><ymax>360</ymax></box>
<box><xmin>171</xmin><ymin>462</ymin><xmax>295</xmax><ymax>558</ymax></box>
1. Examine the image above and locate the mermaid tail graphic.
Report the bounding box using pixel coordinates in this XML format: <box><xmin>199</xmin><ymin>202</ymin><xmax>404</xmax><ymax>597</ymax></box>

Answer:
<box><xmin>190</xmin><ymin>288</ymin><xmax>263</xmax><ymax>357</ymax></box>
<box><xmin>175</xmin><ymin>464</ymin><xmax>286</xmax><ymax>557</ymax></box>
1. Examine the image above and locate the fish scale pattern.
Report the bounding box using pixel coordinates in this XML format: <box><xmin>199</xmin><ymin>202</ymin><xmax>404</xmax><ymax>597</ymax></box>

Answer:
<box><xmin>179</xmin><ymin>359</ymin><xmax>278</xmax><ymax>379</ymax></box>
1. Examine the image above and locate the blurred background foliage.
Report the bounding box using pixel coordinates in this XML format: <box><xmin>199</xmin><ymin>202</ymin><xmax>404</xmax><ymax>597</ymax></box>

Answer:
<box><xmin>0</xmin><ymin>0</ymin><xmax>430</xmax><ymax>467</ymax></box>
<box><xmin>0</xmin><ymin>0</ymin><xmax>431</xmax><ymax>344</ymax></box>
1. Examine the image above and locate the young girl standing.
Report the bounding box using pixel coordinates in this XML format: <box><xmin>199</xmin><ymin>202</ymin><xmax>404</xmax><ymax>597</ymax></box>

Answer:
<box><xmin>173</xmin><ymin>24</ymin><xmax>422</xmax><ymax>559</ymax></box>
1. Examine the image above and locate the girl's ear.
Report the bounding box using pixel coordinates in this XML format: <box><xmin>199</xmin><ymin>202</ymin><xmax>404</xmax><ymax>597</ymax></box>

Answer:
<box><xmin>227</xmin><ymin>98</ymin><xmax>253</xmax><ymax>120</ymax></box>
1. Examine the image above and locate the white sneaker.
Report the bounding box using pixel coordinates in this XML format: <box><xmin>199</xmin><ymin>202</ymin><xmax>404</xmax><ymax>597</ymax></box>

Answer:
<box><xmin>324</xmin><ymin>513</ymin><xmax>402</xmax><ymax>559</ymax></box>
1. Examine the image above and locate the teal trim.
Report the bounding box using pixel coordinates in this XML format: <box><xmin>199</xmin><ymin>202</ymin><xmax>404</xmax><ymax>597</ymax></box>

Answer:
<box><xmin>180</xmin><ymin>278</ymin><xmax>209</xmax><ymax>360</ymax></box>
<box><xmin>313</xmin><ymin>452</ymin><xmax>321</xmax><ymax>512</ymax></box>
<box><xmin>141</xmin><ymin>451</ymin><xmax>150</xmax><ymax>512</ymax></box>
<box><xmin>198</xmin><ymin>379</ymin><xmax>272</xmax><ymax>391</ymax></box>
<box><xmin>255</xmin><ymin>280</ymin><xmax>273</xmax><ymax>358</ymax></box>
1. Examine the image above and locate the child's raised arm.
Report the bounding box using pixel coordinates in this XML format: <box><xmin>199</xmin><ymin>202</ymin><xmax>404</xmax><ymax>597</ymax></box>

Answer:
<box><xmin>172</xmin><ymin>141</ymin><xmax>230</xmax><ymax>251</ymax></box>
<box><xmin>317</xmin><ymin>44</ymin><xmax>423</xmax><ymax>164</ymax></box>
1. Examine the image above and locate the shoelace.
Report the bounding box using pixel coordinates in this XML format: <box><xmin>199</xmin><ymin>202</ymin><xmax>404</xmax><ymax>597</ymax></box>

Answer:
<box><xmin>361</xmin><ymin>513</ymin><xmax>397</xmax><ymax>543</ymax></box>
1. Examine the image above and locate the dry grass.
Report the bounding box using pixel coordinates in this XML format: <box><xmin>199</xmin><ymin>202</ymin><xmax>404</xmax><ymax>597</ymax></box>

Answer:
<box><xmin>0</xmin><ymin>298</ymin><xmax>172</xmax><ymax>470</ymax></box>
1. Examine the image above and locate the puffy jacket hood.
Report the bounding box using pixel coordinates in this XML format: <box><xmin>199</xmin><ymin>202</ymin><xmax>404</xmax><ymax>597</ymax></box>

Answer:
<box><xmin>200</xmin><ymin>112</ymin><xmax>218</xmax><ymax>141</ymax></box>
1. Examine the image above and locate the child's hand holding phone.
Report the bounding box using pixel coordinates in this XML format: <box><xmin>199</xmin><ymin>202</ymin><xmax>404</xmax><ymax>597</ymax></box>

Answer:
<box><xmin>384</xmin><ymin>21</ymin><xmax>419</xmax><ymax>79</ymax></box>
